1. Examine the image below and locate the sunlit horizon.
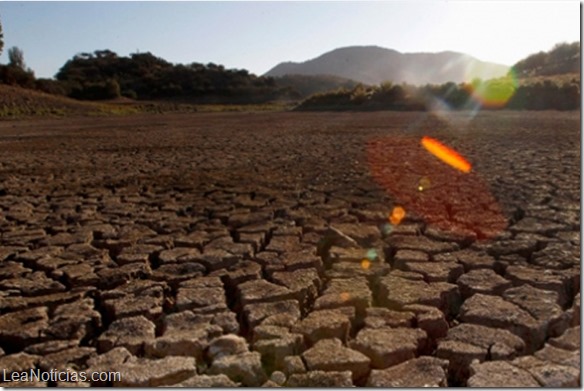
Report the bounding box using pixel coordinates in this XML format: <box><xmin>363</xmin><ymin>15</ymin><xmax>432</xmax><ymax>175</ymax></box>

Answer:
<box><xmin>0</xmin><ymin>1</ymin><xmax>579</xmax><ymax>79</ymax></box>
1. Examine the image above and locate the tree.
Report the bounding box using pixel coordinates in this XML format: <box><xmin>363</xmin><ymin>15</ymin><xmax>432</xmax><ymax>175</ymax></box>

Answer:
<box><xmin>105</xmin><ymin>79</ymin><xmax>121</xmax><ymax>98</ymax></box>
<box><xmin>8</xmin><ymin>46</ymin><xmax>25</xmax><ymax>69</ymax></box>
<box><xmin>0</xmin><ymin>15</ymin><xmax>4</xmax><ymax>57</ymax></box>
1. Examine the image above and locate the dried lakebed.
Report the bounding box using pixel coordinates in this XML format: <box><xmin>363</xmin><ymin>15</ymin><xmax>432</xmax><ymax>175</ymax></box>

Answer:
<box><xmin>0</xmin><ymin>110</ymin><xmax>580</xmax><ymax>387</ymax></box>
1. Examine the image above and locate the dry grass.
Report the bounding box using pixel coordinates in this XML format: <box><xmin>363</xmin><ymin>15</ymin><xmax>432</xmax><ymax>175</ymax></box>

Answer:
<box><xmin>0</xmin><ymin>84</ymin><xmax>294</xmax><ymax>119</ymax></box>
<box><xmin>517</xmin><ymin>72</ymin><xmax>580</xmax><ymax>86</ymax></box>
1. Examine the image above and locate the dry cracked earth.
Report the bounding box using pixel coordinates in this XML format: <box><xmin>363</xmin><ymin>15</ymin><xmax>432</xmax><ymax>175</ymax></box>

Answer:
<box><xmin>0</xmin><ymin>110</ymin><xmax>580</xmax><ymax>387</ymax></box>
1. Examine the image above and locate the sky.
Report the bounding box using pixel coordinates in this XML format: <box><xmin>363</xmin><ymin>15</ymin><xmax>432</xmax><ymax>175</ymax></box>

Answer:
<box><xmin>0</xmin><ymin>1</ymin><xmax>580</xmax><ymax>79</ymax></box>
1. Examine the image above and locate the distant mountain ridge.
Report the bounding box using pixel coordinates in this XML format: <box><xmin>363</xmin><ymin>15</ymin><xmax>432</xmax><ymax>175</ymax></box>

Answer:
<box><xmin>265</xmin><ymin>46</ymin><xmax>510</xmax><ymax>85</ymax></box>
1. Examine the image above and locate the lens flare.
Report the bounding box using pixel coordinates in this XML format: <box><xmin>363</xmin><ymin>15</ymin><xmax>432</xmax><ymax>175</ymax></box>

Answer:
<box><xmin>389</xmin><ymin>206</ymin><xmax>406</xmax><ymax>225</ymax></box>
<box><xmin>340</xmin><ymin>292</ymin><xmax>350</xmax><ymax>302</ymax></box>
<box><xmin>366</xmin><ymin>248</ymin><xmax>378</xmax><ymax>261</ymax></box>
<box><xmin>361</xmin><ymin>259</ymin><xmax>371</xmax><ymax>270</ymax></box>
<box><xmin>366</xmin><ymin>135</ymin><xmax>507</xmax><ymax>241</ymax></box>
<box><xmin>421</xmin><ymin>136</ymin><xmax>472</xmax><ymax>173</ymax></box>
<box><xmin>380</xmin><ymin>223</ymin><xmax>394</xmax><ymax>236</ymax></box>
<box><xmin>428</xmin><ymin>96</ymin><xmax>482</xmax><ymax>129</ymax></box>
<box><xmin>466</xmin><ymin>72</ymin><xmax>518</xmax><ymax>109</ymax></box>
<box><xmin>418</xmin><ymin>176</ymin><xmax>432</xmax><ymax>192</ymax></box>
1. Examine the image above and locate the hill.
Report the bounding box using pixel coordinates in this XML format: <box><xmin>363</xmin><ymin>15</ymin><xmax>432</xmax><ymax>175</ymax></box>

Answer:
<box><xmin>0</xmin><ymin>83</ymin><xmax>295</xmax><ymax>119</ymax></box>
<box><xmin>264</xmin><ymin>46</ymin><xmax>509</xmax><ymax>85</ymax></box>
<box><xmin>54</xmin><ymin>50</ymin><xmax>294</xmax><ymax>103</ymax></box>
<box><xmin>512</xmin><ymin>41</ymin><xmax>580</xmax><ymax>78</ymax></box>
<box><xmin>0</xmin><ymin>84</ymin><xmax>113</xmax><ymax>117</ymax></box>
<box><xmin>0</xmin><ymin>84</ymin><xmax>190</xmax><ymax>118</ymax></box>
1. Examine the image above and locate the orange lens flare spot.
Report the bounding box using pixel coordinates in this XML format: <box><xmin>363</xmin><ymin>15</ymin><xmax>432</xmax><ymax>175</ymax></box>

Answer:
<box><xmin>389</xmin><ymin>206</ymin><xmax>406</xmax><ymax>225</ymax></box>
<box><xmin>340</xmin><ymin>292</ymin><xmax>350</xmax><ymax>302</ymax></box>
<box><xmin>421</xmin><ymin>136</ymin><xmax>472</xmax><ymax>173</ymax></box>
<box><xmin>361</xmin><ymin>259</ymin><xmax>371</xmax><ymax>270</ymax></box>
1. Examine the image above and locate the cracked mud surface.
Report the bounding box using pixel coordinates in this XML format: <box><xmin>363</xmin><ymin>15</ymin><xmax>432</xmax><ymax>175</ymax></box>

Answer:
<box><xmin>0</xmin><ymin>110</ymin><xmax>580</xmax><ymax>386</ymax></box>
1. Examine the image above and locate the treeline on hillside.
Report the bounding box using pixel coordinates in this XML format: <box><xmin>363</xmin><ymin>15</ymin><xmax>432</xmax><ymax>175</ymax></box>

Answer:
<box><xmin>0</xmin><ymin>49</ymin><xmax>300</xmax><ymax>103</ymax></box>
<box><xmin>0</xmin><ymin>49</ymin><xmax>360</xmax><ymax>103</ymax></box>
<box><xmin>53</xmin><ymin>50</ymin><xmax>297</xmax><ymax>103</ymax></box>
<box><xmin>513</xmin><ymin>42</ymin><xmax>580</xmax><ymax>78</ymax></box>
<box><xmin>296</xmin><ymin>77</ymin><xmax>580</xmax><ymax>111</ymax></box>
<box><xmin>273</xmin><ymin>74</ymin><xmax>359</xmax><ymax>99</ymax></box>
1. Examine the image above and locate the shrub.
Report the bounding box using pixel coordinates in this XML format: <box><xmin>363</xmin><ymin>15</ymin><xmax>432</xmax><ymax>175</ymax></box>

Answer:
<box><xmin>70</xmin><ymin>79</ymin><xmax>121</xmax><ymax>100</ymax></box>
<box><xmin>122</xmin><ymin>89</ymin><xmax>138</xmax><ymax>99</ymax></box>
<box><xmin>35</xmin><ymin>78</ymin><xmax>68</xmax><ymax>96</ymax></box>
<box><xmin>0</xmin><ymin>64</ymin><xmax>35</xmax><ymax>88</ymax></box>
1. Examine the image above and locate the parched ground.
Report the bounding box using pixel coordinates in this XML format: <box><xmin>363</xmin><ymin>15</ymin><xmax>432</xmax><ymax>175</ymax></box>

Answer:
<box><xmin>0</xmin><ymin>110</ymin><xmax>580</xmax><ymax>387</ymax></box>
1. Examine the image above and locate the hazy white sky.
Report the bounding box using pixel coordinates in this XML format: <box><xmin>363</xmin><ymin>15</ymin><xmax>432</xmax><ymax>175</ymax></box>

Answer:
<box><xmin>0</xmin><ymin>1</ymin><xmax>580</xmax><ymax>79</ymax></box>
